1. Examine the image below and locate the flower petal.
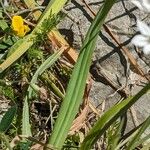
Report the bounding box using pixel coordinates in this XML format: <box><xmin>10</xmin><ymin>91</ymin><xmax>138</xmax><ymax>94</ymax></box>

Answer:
<box><xmin>143</xmin><ymin>44</ymin><xmax>150</xmax><ymax>54</ymax></box>
<box><xmin>24</xmin><ymin>25</ymin><xmax>30</xmax><ymax>34</ymax></box>
<box><xmin>17</xmin><ymin>26</ymin><xmax>25</xmax><ymax>37</ymax></box>
<box><xmin>137</xmin><ymin>20</ymin><xmax>150</xmax><ymax>36</ymax></box>
<box><xmin>12</xmin><ymin>16</ymin><xmax>24</xmax><ymax>31</ymax></box>
<box><xmin>131</xmin><ymin>35</ymin><xmax>149</xmax><ymax>47</ymax></box>
<box><xmin>11</xmin><ymin>16</ymin><xmax>30</xmax><ymax>37</ymax></box>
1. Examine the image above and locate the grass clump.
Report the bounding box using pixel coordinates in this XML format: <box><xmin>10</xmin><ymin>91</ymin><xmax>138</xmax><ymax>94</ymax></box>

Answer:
<box><xmin>0</xmin><ymin>0</ymin><xmax>150</xmax><ymax>150</ymax></box>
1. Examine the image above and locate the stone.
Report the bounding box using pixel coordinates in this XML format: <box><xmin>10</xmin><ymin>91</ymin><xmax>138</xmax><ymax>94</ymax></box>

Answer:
<box><xmin>58</xmin><ymin>0</ymin><xmax>150</xmax><ymax>133</ymax></box>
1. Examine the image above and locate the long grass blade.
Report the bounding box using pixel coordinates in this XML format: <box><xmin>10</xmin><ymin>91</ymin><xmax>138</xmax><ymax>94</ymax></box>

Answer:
<box><xmin>23</xmin><ymin>0</ymin><xmax>42</xmax><ymax>20</ymax></box>
<box><xmin>115</xmin><ymin>124</ymin><xmax>142</xmax><ymax>150</ymax></box>
<box><xmin>80</xmin><ymin>83</ymin><xmax>150</xmax><ymax>149</ymax></box>
<box><xmin>134</xmin><ymin>134</ymin><xmax>150</xmax><ymax>149</ymax></box>
<box><xmin>24</xmin><ymin>0</ymin><xmax>78</xmax><ymax>64</ymax></box>
<box><xmin>126</xmin><ymin>115</ymin><xmax>150</xmax><ymax>150</ymax></box>
<box><xmin>0</xmin><ymin>0</ymin><xmax>68</xmax><ymax>72</ymax></box>
<box><xmin>22</xmin><ymin>96</ymin><xmax>32</xmax><ymax>136</ymax></box>
<box><xmin>22</xmin><ymin>48</ymin><xmax>64</xmax><ymax>136</ymax></box>
<box><xmin>109</xmin><ymin>116</ymin><xmax>126</xmax><ymax>150</ymax></box>
<box><xmin>0</xmin><ymin>105</ymin><xmax>17</xmax><ymax>133</ymax></box>
<box><xmin>28</xmin><ymin>47</ymin><xmax>64</xmax><ymax>99</ymax></box>
<box><xmin>47</xmin><ymin>0</ymin><xmax>116</xmax><ymax>149</ymax></box>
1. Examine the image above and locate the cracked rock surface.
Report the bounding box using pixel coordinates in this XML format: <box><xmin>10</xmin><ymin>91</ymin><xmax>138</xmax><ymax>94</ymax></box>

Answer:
<box><xmin>58</xmin><ymin>0</ymin><xmax>150</xmax><ymax>132</ymax></box>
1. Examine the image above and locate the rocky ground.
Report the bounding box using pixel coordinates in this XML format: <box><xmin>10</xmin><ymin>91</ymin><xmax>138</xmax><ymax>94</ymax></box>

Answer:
<box><xmin>58</xmin><ymin>0</ymin><xmax>150</xmax><ymax>133</ymax></box>
<box><xmin>0</xmin><ymin>0</ymin><xmax>149</xmax><ymax>144</ymax></box>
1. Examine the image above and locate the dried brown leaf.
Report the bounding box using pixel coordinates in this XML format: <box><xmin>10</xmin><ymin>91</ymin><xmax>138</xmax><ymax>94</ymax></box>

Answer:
<box><xmin>69</xmin><ymin>105</ymin><xmax>89</xmax><ymax>135</ymax></box>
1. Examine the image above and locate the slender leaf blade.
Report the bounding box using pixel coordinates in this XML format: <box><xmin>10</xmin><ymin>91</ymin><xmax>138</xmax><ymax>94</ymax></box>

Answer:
<box><xmin>81</xmin><ymin>83</ymin><xmax>150</xmax><ymax>149</ymax></box>
<box><xmin>47</xmin><ymin>0</ymin><xmax>116</xmax><ymax>149</ymax></box>
<box><xmin>0</xmin><ymin>0</ymin><xmax>68</xmax><ymax>72</ymax></box>
<box><xmin>22</xmin><ymin>48</ymin><xmax>64</xmax><ymax>136</ymax></box>
<box><xmin>22</xmin><ymin>97</ymin><xmax>32</xmax><ymax>136</ymax></box>
<box><xmin>126</xmin><ymin>116</ymin><xmax>150</xmax><ymax>150</ymax></box>
<box><xmin>0</xmin><ymin>105</ymin><xmax>17</xmax><ymax>133</ymax></box>
<box><xmin>28</xmin><ymin>48</ymin><xmax>64</xmax><ymax>99</ymax></box>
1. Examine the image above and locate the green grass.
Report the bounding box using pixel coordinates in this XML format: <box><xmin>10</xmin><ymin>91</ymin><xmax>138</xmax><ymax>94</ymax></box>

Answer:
<box><xmin>0</xmin><ymin>0</ymin><xmax>149</xmax><ymax>150</ymax></box>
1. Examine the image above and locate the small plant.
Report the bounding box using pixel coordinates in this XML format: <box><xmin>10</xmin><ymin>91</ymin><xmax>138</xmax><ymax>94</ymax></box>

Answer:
<box><xmin>0</xmin><ymin>0</ymin><xmax>149</xmax><ymax>149</ymax></box>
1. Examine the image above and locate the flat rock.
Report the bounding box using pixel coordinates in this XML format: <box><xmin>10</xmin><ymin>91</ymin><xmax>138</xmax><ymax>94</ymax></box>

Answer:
<box><xmin>58</xmin><ymin>0</ymin><xmax>150</xmax><ymax>133</ymax></box>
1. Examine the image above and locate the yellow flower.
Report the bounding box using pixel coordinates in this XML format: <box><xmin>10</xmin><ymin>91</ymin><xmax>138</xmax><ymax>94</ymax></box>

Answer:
<box><xmin>11</xmin><ymin>16</ymin><xmax>30</xmax><ymax>37</ymax></box>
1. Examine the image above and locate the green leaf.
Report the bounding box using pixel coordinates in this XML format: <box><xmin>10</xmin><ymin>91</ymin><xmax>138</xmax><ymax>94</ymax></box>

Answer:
<box><xmin>80</xmin><ymin>83</ymin><xmax>150</xmax><ymax>149</ymax></box>
<box><xmin>126</xmin><ymin>115</ymin><xmax>150</xmax><ymax>150</ymax></box>
<box><xmin>40</xmin><ymin>74</ymin><xmax>65</xmax><ymax>100</ymax></box>
<box><xmin>16</xmin><ymin>141</ymin><xmax>32</xmax><ymax>150</ymax></box>
<box><xmin>27</xmin><ymin>47</ymin><xmax>43</xmax><ymax>59</ymax></box>
<box><xmin>107</xmin><ymin>117</ymin><xmax>126</xmax><ymax>150</ymax></box>
<box><xmin>0</xmin><ymin>133</ymin><xmax>12</xmax><ymax>150</ymax></box>
<box><xmin>47</xmin><ymin>0</ymin><xmax>116</xmax><ymax>149</ymax></box>
<box><xmin>0</xmin><ymin>105</ymin><xmax>17</xmax><ymax>133</ymax></box>
<box><xmin>22</xmin><ymin>97</ymin><xmax>32</xmax><ymax>137</ymax></box>
<box><xmin>114</xmin><ymin>122</ymin><xmax>142</xmax><ymax>150</ymax></box>
<box><xmin>7</xmin><ymin>38</ymin><xmax>25</xmax><ymax>57</ymax></box>
<box><xmin>0</xmin><ymin>20</ymin><xmax>8</xmax><ymax>30</ymax></box>
<box><xmin>0</xmin><ymin>36</ymin><xmax>16</xmax><ymax>52</ymax></box>
<box><xmin>0</xmin><ymin>10</ymin><xmax>3</xmax><ymax>18</ymax></box>
<box><xmin>22</xmin><ymin>48</ymin><xmax>64</xmax><ymax>137</ymax></box>
<box><xmin>28</xmin><ymin>48</ymin><xmax>64</xmax><ymax>99</ymax></box>
<box><xmin>0</xmin><ymin>0</ymin><xmax>68</xmax><ymax>72</ymax></box>
<box><xmin>116</xmin><ymin>121</ymin><xmax>150</xmax><ymax>150</ymax></box>
<box><xmin>1</xmin><ymin>86</ymin><xmax>14</xmax><ymax>100</ymax></box>
<box><xmin>135</xmin><ymin>134</ymin><xmax>150</xmax><ymax>149</ymax></box>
